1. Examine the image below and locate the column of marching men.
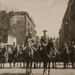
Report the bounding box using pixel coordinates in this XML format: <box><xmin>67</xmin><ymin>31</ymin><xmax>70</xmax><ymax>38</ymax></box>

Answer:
<box><xmin>0</xmin><ymin>30</ymin><xmax>75</xmax><ymax>69</ymax></box>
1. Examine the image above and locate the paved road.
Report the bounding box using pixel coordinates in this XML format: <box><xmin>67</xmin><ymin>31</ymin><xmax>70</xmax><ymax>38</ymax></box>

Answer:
<box><xmin>0</xmin><ymin>68</ymin><xmax>75</xmax><ymax>75</ymax></box>
<box><xmin>0</xmin><ymin>63</ymin><xmax>74</xmax><ymax>75</ymax></box>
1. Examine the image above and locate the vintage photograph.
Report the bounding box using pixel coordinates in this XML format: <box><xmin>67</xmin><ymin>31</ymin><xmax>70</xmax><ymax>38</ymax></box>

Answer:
<box><xmin>0</xmin><ymin>0</ymin><xmax>74</xmax><ymax>75</ymax></box>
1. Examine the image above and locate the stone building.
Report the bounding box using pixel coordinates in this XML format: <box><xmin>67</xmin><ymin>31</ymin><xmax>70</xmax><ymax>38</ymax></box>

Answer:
<box><xmin>59</xmin><ymin>0</ymin><xmax>75</xmax><ymax>50</ymax></box>
<box><xmin>0</xmin><ymin>11</ymin><xmax>36</xmax><ymax>45</ymax></box>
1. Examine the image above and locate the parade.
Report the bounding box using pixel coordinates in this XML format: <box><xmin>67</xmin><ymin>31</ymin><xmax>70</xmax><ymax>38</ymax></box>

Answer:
<box><xmin>0</xmin><ymin>0</ymin><xmax>75</xmax><ymax>75</ymax></box>
<box><xmin>0</xmin><ymin>29</ymin><xmax>75</xmax><ymax>72</ymax></box>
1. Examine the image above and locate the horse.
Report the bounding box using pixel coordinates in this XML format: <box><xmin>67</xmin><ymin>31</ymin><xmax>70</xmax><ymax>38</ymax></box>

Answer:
<box><xmin>41</xmin><ymin>38</ymin><xmax>59</xmax><ymax>75</ymax></box>
<box><xmin>48</xmin><ymin>48</ymin><xmax>59</xmax><ymax>68</ymax></box>
<box><xmin>60</xmin><ymin>44</ymin><xmax>70</xmax><ymax>68</ymax></box>
<box><xmin>34</xmin><ymin>43</ymin><xmax>42</xmax><ymax>68</ymax></box>
<box><xmin>12</xmin><ymin>47</ymin><xmax>18</xmax><ymax>68</ymax></box>
<box><xmin>25</xmin><ymin>46</ymin><xmax>35</xmax><ymax>73</ymax></box>
<box><xmin>41</xmin><ymin>42</ymin><xmax>51</xmax><ymax>75</ymax></box>
<box><xmin>18</xmin><ymin>47</ymin><xmax>24</xmax><ymax>68</ymax></box>
<box><xmin>0</xmin><ymin>46</ymin><xmax>6</xmax><ymax>68</ymax></box>
<box><xmin>70</xmin><ymin>44</ymin><xmax>75</xmax><ymax>68</ymax></box>
<box><xmin>8</xmin><ymin>46</ymin><xmax>13</xmax><ymax>68</ymax></box>
<box><xmin>8</xmin><ymin>46</ymin><xmax>18</xmax><ymax>68</ymax></box>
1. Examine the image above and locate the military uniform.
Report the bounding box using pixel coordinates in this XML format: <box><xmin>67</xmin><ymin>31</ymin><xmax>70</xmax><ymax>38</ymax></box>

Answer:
<box><xmin>63</xmin><ymin>43</ymin><xmax>69</xmax><ymax>68</ymax></box>
<box><xmin>41</xmin><ymin>30</ymin><xmax>49</xmax><ymax>57</ymax></box>
<box><xmin>41</xmin><ymin>35</ymin><xmax>49</xmax><ymax>57</ymax></box>
<box><xmin>70</xmin><ymin>41</ymin><xmax>75</xmax><ymax>68</ymax></box>
<box><xmin>25</xmin><ymin>32</ymin><xmax>36</xmax><ymax>74</ymax></box>
<box><xmin>41</xmin><ymin>30</ymin><xmax>49</xmax><ymax>73</ymax></box>
<box><xmin>11</xmin><ymin>43</ymin><xmax>16</xmax><ymax>51</ymax></box>
<box><xmin>11</xmin><ymin>43</ymin><xmax>17</xmax><ymax>65</ymax></box>
<box><xmin>41</xmin><ymin>35</ymin><xmax>49</xmax><ymax>46</ymax></box>
<box><xmin>25</xmin><ymin>36</ymin><xmax>35</xmax><ymax>50</ymax></box>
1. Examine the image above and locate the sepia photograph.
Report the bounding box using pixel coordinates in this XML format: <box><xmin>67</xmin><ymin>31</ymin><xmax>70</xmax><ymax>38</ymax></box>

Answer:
<box><xmin>0</xmin><ymin>0</ymin><xmax>74</xmax><ymax>75</ymax></box>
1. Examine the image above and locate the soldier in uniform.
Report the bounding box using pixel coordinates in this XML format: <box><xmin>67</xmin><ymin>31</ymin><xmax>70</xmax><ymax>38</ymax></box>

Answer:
<box><xmin>70</xmin><ymin>41</ymin><xmax>75</xmax><ymax>68</ymax></box>
<box><xmin>25</xmin><ymin>30</ymin><xmax>36</xmax><ymax>49</ymax></box>
<box><xmin>11</xmin><ymin>43</ymin><xmax>16</xmax><ymax>52</ymax></box>
<box><xmin>11</xmin><ymin>43</ymin><xmax>17</xmax><ymax>68</ymax></box>
<box><xmin>41</xmin><ymin>30</ymin><xmax>49</xmax><ymax>47</ymax></box>
<box><xmin>19</xmin><ymin>42</ymin><xmax>25</xmax><ymax>67</ymax></box>
<box><xmin>2</xmin><ymin>45</ymin><xmax>6</xmax><ymax>68</ymax></box>
<box><xmin>25</xmin><ymin>30</ymin><xmax>35</xmax><ymax>74</ymax></box>
<box><xmin>41</xmin><ymin>30</ymin><xmax>49</xmax><ymax>74</ymax></box>
<box><xmin>34</xmin><ymin>36</ymin><xmax>42</xmax><ymax>68</ymax></box>
<box><xmin>63</xmin><ymin>43</ymin><xmax>69</xmax><ymax>68</ymax></box>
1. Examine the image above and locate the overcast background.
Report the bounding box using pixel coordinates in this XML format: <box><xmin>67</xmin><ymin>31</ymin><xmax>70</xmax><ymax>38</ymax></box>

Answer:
<box><xmin>0</xmin><ymin>0</ymin><xmax>69</xmax><ymax>37</ymax></box>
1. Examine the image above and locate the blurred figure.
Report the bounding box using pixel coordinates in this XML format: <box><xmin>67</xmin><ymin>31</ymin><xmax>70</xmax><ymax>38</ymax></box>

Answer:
<box><xmin>34</xmin><ymin>37</ymin><xmax>42</xmax><ymax>68</ymax></box>
<box><xmin>70</xmin><ymin>41</ymin><xmax>75</xmax><ymax>68</ymax></box>
<box><xmin>11</xmin><ymin>43</ymin><xmax>18</xmax><ymax>68</ymax></box>
<box><xmin>1</xmin><ymin>45</ymin><xmax>6</xmax><ymax>68</ymax></box>
<box><xmin>19</xmin><ymin>42</ymin><xmax>25</xmax><ymax>67</ymax></box>
<box><xmin>63</xmin><ymin>42</ymin><xmax>69</xmax><ymax>68</ymax></box>
<box><xmin>25</xmin><ymin>30</ymin><xmax>35</xmax><ymax>74</ymax></box>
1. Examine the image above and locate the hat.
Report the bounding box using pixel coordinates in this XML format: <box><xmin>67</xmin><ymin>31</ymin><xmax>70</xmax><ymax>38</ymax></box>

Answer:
<box><xmin>50</xmin><ymin>37</ymin><xmax>53</xmax><ymax>41</ymax></box>
<box><xmin>43</xmin><ymin>30</ymin><xmax>47</xmax><ymax>32</ymax></box>
<box><xmin>28</xmin><ymin>31</ymin><xmax>32</xmax><ymax>35</ymax></box>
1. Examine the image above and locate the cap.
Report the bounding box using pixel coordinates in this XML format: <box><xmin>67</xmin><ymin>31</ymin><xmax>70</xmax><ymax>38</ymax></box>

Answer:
<box><xmin>43</xmin><ymin>30</ymin><xmax>47</xmax><ymax>32</ymax></box>
<box><xmin>28</xmin><ymin>30</ymin><xmax>32</xmax><ymax>35</ymax></box>
<box><xmin>50</xmin><ymin>37</ymin><xmax>53</xmax><ymax>41</ymax></box>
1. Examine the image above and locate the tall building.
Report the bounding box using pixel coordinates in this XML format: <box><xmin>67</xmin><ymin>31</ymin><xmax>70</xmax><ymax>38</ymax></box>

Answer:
<box><xmin>59</xmin><ymin>0</ymin><xmax>75</xmax><ymax>50</ymax></box>
<box><xmin>0</xmin><ymin>11</ymin><xmax>36</xmax><ymax>45</ymax></box>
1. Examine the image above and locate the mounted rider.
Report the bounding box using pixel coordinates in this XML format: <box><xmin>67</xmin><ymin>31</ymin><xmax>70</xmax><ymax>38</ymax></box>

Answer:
<box><xmin>34</xmin><ymin>36</ymin><xmax>42</xmax><ymax>68</ymax></box>
<box><xmin>41</xmin><ymin>30</ymin><xmax>50</xmax><ymax>61</ymax></box>
<box><xmin>41</xmin><ymin>30</ymin><xmax>49</xmax><ymax>48</ymax></box>
<box><xmin>19</xmin><ymin>42</ymin><xmax>25</xmax><ymax>60</ymax></box>
<box><xmin>25</xmin><ymin>30</ymin><xmax>36</xmax><ymax>51</ymax></box>
<box><xmin>20</xmin><ymin>42</ymin><xmax>24</xmax><ymax>50</ymax></box>
<box><xmin>19</xmin><ymin>42</ymin><xmax>25</xmax><ymax>67</ymax></box>
<box><xmin>11</xmin><ymin>43</ymin><xmax>17</xmax><ymax>52</ymax></box>
<box><xmin>25</xmin><ymin>30</ymin><xmax>36</xmax><ymax>74</ymax></box>
<box><xmin>11</xmin><ymin>43</ymin><xmax>17</xmax><ymax>56</ymax></box>
<box><xmin>11</xmin><ymin>42</ymin><xmax>18</xmax><ymax>68</ymax></box>
<box><xmin>63</xmin><ymin>42</ymin><xmax>69</xmax><ymax>68</ymax></box>
<box><xmin>46</xmin><ymin>37</ymin><xmax>54</xmax><ymax>54</ymax></box>
<box><xmin>41</xmin><ymin>30</ymin><xmax>49</xmax><ymax>74</ymax></box>
<box><xmin>46</xmin><ymin>37</ymin><xmax>59</xmax><ymax>68</ymax></box>
<box><xmin>70</xmin><ymin>41</ymin><xmax>75</xmax><ymax>68</ymax></box>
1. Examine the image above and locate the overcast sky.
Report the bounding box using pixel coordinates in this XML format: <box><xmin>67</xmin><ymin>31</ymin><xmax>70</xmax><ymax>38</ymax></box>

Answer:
<box><xmin>0</xmin><ymin>0</ymin><xmax>69</xmax><ymax>37</ymax></box>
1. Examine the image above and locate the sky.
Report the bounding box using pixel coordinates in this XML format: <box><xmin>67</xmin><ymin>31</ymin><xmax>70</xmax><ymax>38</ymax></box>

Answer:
<box><xmin>0</xmin><ymin>0</ymin><xmax>69</xmax><ymax>37</ymax></box>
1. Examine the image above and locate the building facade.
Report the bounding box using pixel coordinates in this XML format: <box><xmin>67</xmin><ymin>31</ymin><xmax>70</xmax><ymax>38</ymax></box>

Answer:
<box><xmin>59</xmin><ymin>0</ymin><xmax>75</xmax><ymax>50</ymax></box>
<box><xmin>0</xmin><ymin>11</ymin><xmax>36</xmax><ymax>45</ymax></box>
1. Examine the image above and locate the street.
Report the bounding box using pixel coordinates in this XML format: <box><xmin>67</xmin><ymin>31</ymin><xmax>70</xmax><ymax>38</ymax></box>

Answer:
<box><xmin>0</xmin><ymin>63</ymin><xmax>74</xmax><ymax>75</ymax></box>
<box><xmin>0</xmin><ymin>68</ymin><xmax>75</xmax><ymax>75</ymax></box>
